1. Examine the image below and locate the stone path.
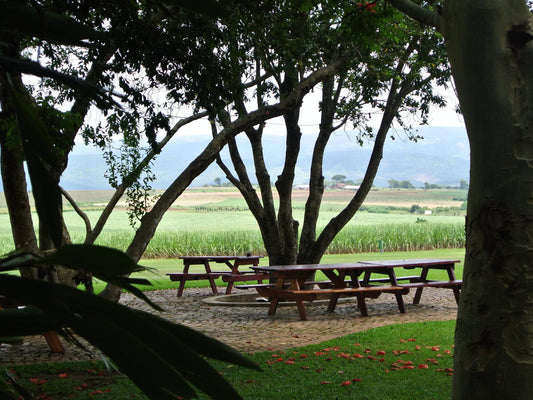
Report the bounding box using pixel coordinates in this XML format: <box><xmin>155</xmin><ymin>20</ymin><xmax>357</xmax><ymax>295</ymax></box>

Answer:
<box><xmin>0</xmin><ymin>287</ymin><xmax>458</xmax><ymax>365</ymax></box>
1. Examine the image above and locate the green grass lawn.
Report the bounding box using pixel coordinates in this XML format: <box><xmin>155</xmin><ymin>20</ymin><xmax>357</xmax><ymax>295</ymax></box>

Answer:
<box><xmin>8</xmin><ymin>320</ymin><xmax>456</xmax><ymax>400</ymax></box>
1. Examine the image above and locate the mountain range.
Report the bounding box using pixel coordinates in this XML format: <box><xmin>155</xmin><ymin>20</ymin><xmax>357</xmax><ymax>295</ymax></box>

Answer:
<box><xmin>60</xmin><ymin>126</ymin><xmax>470</xmax><ymax>190</ymax></box>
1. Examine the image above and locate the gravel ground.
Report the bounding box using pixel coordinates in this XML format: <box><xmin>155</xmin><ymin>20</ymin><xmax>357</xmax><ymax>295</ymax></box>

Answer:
<box><xmin>0</xmin><ymin>286</ymin><xmax>458</xmax><ymax>365</ymax></box>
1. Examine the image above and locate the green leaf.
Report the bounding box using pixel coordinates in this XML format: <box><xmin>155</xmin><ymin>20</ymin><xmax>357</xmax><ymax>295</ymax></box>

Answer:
<box><xmin>0</xmin><ymin>306</ymin><xmax>62</xmax><ymax>337</ymax></box>
<box><xmin>0</xmin><ymin>371</ymin><xmax>22</xmax><ymax>400</ymax></box>
<box><xmin>41</xmin><ymin>244</ymin><xmax>144</xmax><ymax>275</ymax></box>
<box><xmin>0</xmin><ymin>275</ymin><xmax>257</xmax><ymax>399</ymax></box>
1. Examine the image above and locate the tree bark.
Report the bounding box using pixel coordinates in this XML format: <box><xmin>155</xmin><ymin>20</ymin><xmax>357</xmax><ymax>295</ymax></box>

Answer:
<box><xmin>438</xmin><ymin>1</ymin><xmax>533</xmax><ymax>398</ymax></box>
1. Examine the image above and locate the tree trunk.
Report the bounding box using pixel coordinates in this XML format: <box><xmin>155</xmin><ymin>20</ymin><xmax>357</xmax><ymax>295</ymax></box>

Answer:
<box><xmin>0</xmin><ymin>141</ymin><xmax>39</xmax><ymax>280</ymax></box>
<box><xmin>439</xmin><ymin>1</ymin><xmax>533</xmax><ymax>398</ymax></box>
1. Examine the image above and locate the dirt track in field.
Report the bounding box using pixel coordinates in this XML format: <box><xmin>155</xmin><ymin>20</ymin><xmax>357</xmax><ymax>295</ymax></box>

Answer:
<box><xmin>173</xmin><ymin>189</ymin><xmax>463</xmax><ymax>209</ymax></box>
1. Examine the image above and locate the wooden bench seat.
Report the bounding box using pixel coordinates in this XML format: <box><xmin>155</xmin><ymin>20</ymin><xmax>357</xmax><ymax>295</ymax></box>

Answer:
<box><xmin>398</xmin><ymin>280</ymin><xmax>462</xmax><ymax>288</ymax></box>
<box><xmin>221</xmin><ymin>272</ymin><xmax>268</xmax><ymax>283</ymax></box>
<box><xmin>398</xmin><ymin>280</ymin><xmax>462</xmax><ymax>304</ymax></box>
<box><xmin>167</xmin><ymin>272</ymin><xmax>225</xmax><ymax>281</ymax></box>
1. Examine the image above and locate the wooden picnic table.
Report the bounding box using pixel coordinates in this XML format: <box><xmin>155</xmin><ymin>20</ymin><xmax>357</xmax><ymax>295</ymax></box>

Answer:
<box><xmin>246</xmin><ymin>258</ymin><xmax>461</xmax><ymax>320</ymax></box>
<box><xmin>167</xmin><ymin>255</ymin><xmax>266</xmax><ymax>296</ymax></box>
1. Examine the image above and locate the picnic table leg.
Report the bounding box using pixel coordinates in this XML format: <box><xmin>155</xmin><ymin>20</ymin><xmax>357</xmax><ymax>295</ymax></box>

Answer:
<box><xmin>387</xmin><ymin>271</ymin><xmax>406</xmax><ymax>313</ymax></box>
<box><xmin>445</xmin><ymin>266</ymin><xmax>461</xmax><ymax>304</ymax></box>
<box><xmin>356</xmin><ymin>293</ymin><xmax>368</xmax><ymax>316</ymax></box>
<box><xmin>413</xmin><ymin>268</ymin><xmax>429</xmax><ymax>304</ymax></box>
<box><xmin>177</xmin><ymin>278</ymin><xmax>187</xmax><ymax>297</ymax></box>
<box><xmin>296</xmin><ymin>300</ymin><xmax>308</xmax><ymax>321</ymax></box>
<box><xmin>44</xmin><ymin>331</ymin><xmax>64</xmax><ymax>354</ymax></box>
<box><xmin>204</xmin><ymin>261</ymin><xmax>219</xmax><ymax>295</ymax></box>
<box><xmin>225</xmin><ymin>281</ymin><xmax>234</xmax><ymax>295</ymax></box>
<box><xmin>327</xmin><ymin>294</ymin><xmax>340</xmax><ymax>312</ymax></box>
<box><xmin>267</xmin><ymin>297</ymin><xmax>279</xmax><ymax>316</ymax></box>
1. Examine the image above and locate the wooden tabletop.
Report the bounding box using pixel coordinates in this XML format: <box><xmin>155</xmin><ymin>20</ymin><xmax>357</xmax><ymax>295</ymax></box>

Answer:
<box><xmin>179</xmin><ymin>255</ymin><xmax>263</xmax><ymax>261</ymax></box>
<box><xmin>253</xmin><ymin>259</ymin><xmax>460</xmax><ymax>273</ymax></box>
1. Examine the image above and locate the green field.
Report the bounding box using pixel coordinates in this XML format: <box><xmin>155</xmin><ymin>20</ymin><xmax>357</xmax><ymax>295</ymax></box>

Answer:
<box><xmin>0</xmin><ymin>188</ymin><xmax>467</xmax><ymax>258</ymax></box>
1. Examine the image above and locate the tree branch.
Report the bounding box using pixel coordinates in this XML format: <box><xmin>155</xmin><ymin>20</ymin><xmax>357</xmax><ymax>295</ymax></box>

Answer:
<box><xmin>60</xmin><ymin>186</ymin><xmax>92</xmax><ymax>239</ymax></box>
<box><xmin>388</xmin><ymin>0</ymin><xmax>441</xmax><ymax>30</ymax></box>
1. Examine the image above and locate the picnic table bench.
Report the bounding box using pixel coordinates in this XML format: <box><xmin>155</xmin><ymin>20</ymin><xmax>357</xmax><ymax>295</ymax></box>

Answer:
<box><xmin>167</xmin><ymin>255</ymin><xmax>266</xmax><ymax>296</ymax></box>
<box><xmin>240</xmin><ymin>259</ymin><xmax>461</xmax><ymax>320</ymax></box>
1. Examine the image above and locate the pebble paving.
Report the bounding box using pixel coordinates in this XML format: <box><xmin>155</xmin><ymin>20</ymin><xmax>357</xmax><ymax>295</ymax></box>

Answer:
<box><xmin>0</xmin><ymin>287</ymin><xmax>458</xmax><ymax>365</ymax></box>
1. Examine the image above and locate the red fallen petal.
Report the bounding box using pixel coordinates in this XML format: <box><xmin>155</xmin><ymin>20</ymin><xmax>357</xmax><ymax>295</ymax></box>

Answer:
<box><xmin>403</xmin><ymin>361</ymin><xmax>414</xmax><ymax>365</ymax></box>
<box><xmin>314</xmin><ymin>352</ymin><xmax>326</xmax><ymax>356</ymax></box>
<box><xmin>288</xmin><ymin>358</ymin><xmax>296</xmax><ymax>361</ymax></box>
<box><xmin>276</xmin><ymin>357</ymin><xmax>283</xmax><ymax>362</ymax></box>
<box><xmin>444</xmin><ymin>350</ymin><xmax>452</xmax><ymax>354</ymax></box>
<box><xmin>400</xmin><ymin>350</ymin><xmax>409</xmax><ymax>354</ymax></box>
<box><xmin>407</xmin><ymin>338</ymin><xmax>416</xmax><ymax>342</ymax></box>
<box><xmin>340</xmin><ymin>381</ymin><xmax>352</xmax><ymax>386</ymax></box>
<box><xmin>415</xmin><ymin>345</ymin><xmax>421</xmax><ymax>350</ymax></box>
<box><xmin>271</xmin><ymin>354</ymin><xmax>280</xmax><ymax>358</ymax></box>
<box><xmin>58</xmin><ymin>373</ymin><xmax>68</xmax><ymax>378</ymax></box>
<box><xmin>445</xmin><ymin>368</ymin><xmax>453</xmax><ymax>372</ymax></box>
<box><xmin>353</xmin><ymin>353</ymin><xmax>364</xmax><ymax>358</ymax></box>
<box><xmin>418</xmin><ymin>364</ymin><xmax>429</xmax><ymax>369</ymax></box>
<box><xmin>352</xmin><ymin>378</ymin><xmax>363</xmax><ymax>382</ymax></box>
<box><xmin>379</xmin><ymin>358</ymin><xmax>385</xmax><ymax>362</ymax></box>
<box><xmin>285</xmin><ymin>361</ymin><xmax>295</xmax><ymax>364</ymax></box>
<box><xmin>401</xmin><ymin>365</ymin><xmax>415</xmax><ymax>369</ymax></box>
<box><xmin>320</xmin><ymin>381</ymin><xmax>332</xmax><ymax>385</ymax></box>
<box><xmin>354</xmin><ymin>343</ymin><xmax>361</xmax><ymax>346</ymax></box>
<box><xmin>326</xmin><ymin>357</ymin><xmax>333</xmax><ymax>361</ymax></box>
<box><xmin>431</xmin><ymin>346</ymin><xmax>440</xmax><ymax>351</ymax></box>
<box><xmin>400</xmin><ymin>339</ymin><xmax>407</xmax><ymax>343</ymax></box>
<box><xmin>376</xmin><ymin>350</ymin><xmax>386</xmax><ymax>355</ymax></box>
<box><xmin>300</xmin><ymin>354</ymin><xmax>308</xmax><ymax>358</ymax></box>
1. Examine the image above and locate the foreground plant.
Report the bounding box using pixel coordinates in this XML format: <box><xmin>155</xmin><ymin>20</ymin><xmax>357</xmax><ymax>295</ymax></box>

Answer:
<box><xmin>0</xmin><ymin>244</ymin><xmax>260</xmax><ymax>399</ymax></box>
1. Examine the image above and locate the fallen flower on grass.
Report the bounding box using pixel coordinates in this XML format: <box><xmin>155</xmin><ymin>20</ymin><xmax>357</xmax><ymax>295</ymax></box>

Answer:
<box><xmin>340</xmin><ymin>380</ymin><xmax>352</xmax><ymax>386</ymax></box>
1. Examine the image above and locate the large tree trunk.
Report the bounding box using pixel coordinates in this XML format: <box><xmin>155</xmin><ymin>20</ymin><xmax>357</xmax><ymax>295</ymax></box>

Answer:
<box><xmin>440</xmin><ymin>1</ymin><xmax>533</xmax><ymax>398</ymax></box>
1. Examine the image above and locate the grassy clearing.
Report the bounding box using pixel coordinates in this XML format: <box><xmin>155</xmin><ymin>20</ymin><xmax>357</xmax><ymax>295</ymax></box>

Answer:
<box><xmin>205</xmin><ymin>320</ymin><xmax>456</xmax><ymax>400</ymax></box>
<box><xmin>8</xmin><ymin>320</ymin><xmax>455</xmax><ymax>400</ymax></box>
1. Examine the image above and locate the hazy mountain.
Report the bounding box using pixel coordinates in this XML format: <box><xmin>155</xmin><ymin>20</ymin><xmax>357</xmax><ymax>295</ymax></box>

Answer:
<box><xmin>57</xmin><ymin>126</ymin><xmax>469</xmax><ymax>190</ymax></box>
